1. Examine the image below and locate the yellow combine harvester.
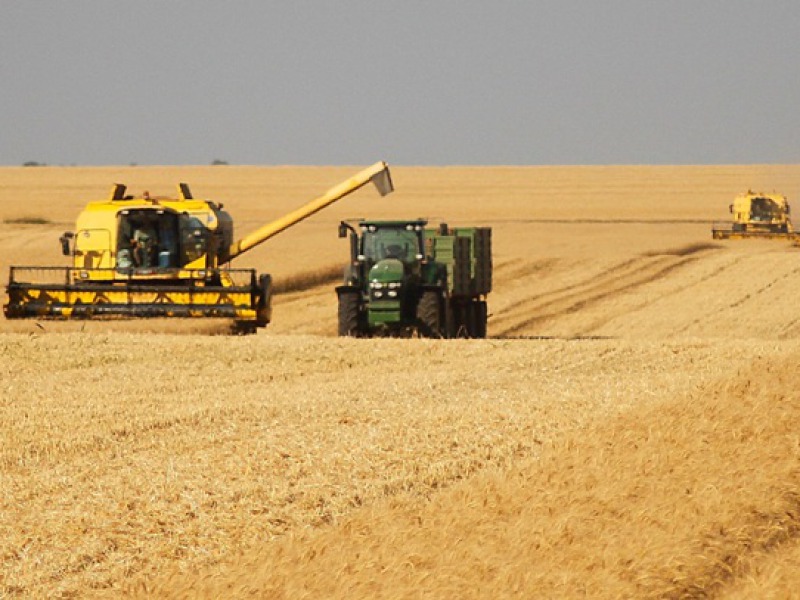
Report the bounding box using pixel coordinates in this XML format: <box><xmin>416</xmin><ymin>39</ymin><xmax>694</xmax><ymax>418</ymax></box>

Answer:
<box><xmin>4</xmin><ymin>162</ymin><xmax>393</xmax><ymax>333</ymax></box>
<box><xmin>712</xmin><ymin>190</ymin><xmax>794</xmax><ymax>240</ymax></box>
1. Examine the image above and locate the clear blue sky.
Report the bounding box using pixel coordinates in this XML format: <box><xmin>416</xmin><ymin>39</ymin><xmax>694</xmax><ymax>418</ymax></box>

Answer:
<box><xmin>2</xmin><ymin>1</ymin><xmax>799</xmax><ymax>166</ymax></box>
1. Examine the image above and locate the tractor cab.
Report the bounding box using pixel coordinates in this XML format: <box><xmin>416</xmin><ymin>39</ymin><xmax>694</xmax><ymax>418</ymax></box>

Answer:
<box><xmin>359</xmin><ymin>220</ymin><xmax>426</xmax><ymax>266</ymax></box>
<box><xmin>338</xmin><ymin>219</ymin><xmax>430</xmax><ymax>289</ymax></box>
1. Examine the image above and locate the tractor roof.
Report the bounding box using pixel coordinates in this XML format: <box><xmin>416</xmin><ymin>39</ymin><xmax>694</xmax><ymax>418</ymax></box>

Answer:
<box><xmin>358</xmin><ymin>219</ymin><xmax>428</xmax><ymax>229</ymax></box>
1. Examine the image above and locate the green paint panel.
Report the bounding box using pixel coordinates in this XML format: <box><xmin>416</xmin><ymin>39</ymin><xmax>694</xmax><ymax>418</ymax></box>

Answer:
<box><xmin>427</xmin><ymin>226</ymin><xmax>492</xmax><ymax>297</ymax></box>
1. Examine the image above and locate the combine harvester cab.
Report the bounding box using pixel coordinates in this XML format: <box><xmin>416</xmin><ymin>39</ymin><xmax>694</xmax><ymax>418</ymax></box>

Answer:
<box><xmin>4</xmin><ymin>162</ymin><xmax>393</xmax><ymax>333</ymax></box>
<box><xmin>712</xmin><ymin>191</ymin><xmax>795</xmax><ymax>240</ymax></box>
<box><xmin>336</xmin><ymin>219</ymin><xmax>492</xmax><ymax>338</ymax></box>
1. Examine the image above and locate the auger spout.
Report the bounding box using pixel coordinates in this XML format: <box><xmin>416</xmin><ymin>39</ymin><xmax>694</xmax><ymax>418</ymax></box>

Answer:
<box><xmin>226</xmin><ymin>161</ymin><xmax>393</xmax><ymax>262</ymax></box>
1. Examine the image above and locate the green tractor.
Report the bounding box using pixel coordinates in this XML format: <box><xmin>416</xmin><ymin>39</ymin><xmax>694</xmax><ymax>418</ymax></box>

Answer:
<box><xmin>336</xmin><ymin>219</ymin><xmax>492</xmax><ymax>338</ymax></box>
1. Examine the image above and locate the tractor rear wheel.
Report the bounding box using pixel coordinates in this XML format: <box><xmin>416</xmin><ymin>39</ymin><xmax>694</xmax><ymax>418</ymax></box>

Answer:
<box><xmin>418</xmin><ymin>291</ymin><xmax>444</xmax><ymax>338</ymax></box>
<box><xmin>338</xmin><ymin>291</ymin><xmax>362</xmax><ymax>337</ymax></box>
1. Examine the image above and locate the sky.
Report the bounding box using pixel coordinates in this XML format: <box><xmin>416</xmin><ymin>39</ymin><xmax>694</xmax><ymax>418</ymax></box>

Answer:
<box><xmin>2</xmin><ymin>1</ymin><xmax>800</xmax><ymax>166</ymax></box>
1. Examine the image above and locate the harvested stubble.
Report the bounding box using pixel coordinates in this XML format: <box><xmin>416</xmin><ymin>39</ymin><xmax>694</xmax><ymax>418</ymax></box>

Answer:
<box><xmin>0</xmin><ymin>333</ymin><xmax>798</xmax><ymax>597</ymax></box>
<box><xmin>137</xmin><ymin>349</ymin><xmax>800</xmax><ymax>599</ymax></box>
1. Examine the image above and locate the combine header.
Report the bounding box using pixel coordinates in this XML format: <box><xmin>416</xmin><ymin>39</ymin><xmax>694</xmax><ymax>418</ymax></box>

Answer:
<box><xmin>712</xmin><ymin>191</ymin><xmax>795</xmax><ymax>240</ymax></box>
<box><xmin>4</xmin><ymin>162</ymin><xmax>393</xmax><ymax>333</ymax></box>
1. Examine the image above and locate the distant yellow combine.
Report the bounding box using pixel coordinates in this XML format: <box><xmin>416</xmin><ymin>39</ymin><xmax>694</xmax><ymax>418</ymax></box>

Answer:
<box><xmin>4</xmin><ymin>162</ymin><xmax>393</xmax><ymax>333</ymax></box>
<box><xmin>712</xmin><ymin>190</ymin><xmax>794</xmax><ymax>240</ymax></box>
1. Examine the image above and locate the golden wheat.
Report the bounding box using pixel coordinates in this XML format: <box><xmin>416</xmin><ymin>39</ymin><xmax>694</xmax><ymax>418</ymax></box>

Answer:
<box><xmin>139</xmin><ymin>350</ymin><xmax>800</xmax><ymax>598</ymax></box>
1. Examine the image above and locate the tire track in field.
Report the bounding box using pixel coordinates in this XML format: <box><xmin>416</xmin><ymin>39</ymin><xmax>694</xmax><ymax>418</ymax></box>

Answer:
<box><xmin>671</xmin><ymin>259</ymin><xmax>800</xmax><ymax>337</ymax></box>
<box><xmin>492</xmin><ymin>243</ymin><xmax>719</xmax><ymax>321</ymax></box>
<box><xmin>492</xmin><ymin>244</ymin><xmax>721</xmax><ymax>338</ymax></box>
<box><xmin>581</xmin><ymin>253</ymin><xmax>749</xmax><ymax>336</ymax></box>
<box><xmin>726</xmin><ymin>264</ymin><xmax>800</xmax><ymax>310</ymax></box>
<box><xmin>493</xmin><ymin>257</ymin><xmax>561</xmax><ymax>281</ymax></box>
<box><xmin>493</xmin><ymin>256</ymin><xmax>645</xmax><ymax>316</ymax></box>
<box><xmin>491</xmin><ymin>251</ymin><xmax>709</xmax><ymax>338</ymax></box>
<box><xmin>778</xmin><ymin>317</ymin><xmax>800</xmax><ymax>339</ymax></box>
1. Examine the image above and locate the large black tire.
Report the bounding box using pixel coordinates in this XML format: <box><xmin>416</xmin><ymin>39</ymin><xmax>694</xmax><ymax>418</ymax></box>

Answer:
<box><xmin>448</xmin><ymin>302</ymin><xmax>472</xmax><ymax>338</ymax></box>
<box><xmin>256</xmin><ymin>274</ymin><xmax>273</xmax><ymax>327</ymax></box>
<box><xmin>465</xmin><ymin>302</ymin><xmax>478</xmax><ymax>338</ymax></box>
<box><xmin>338</xmin><ymin>291</ymin><xmax>362</xmax><ymax>337</ymax></box>
<box><xmin>452</xmin><ymin>301</ymin><xmax>487</xmax><ymax>339</ymax></box>
<box><xmin>474</xmin><ymin>300</ymin><xmax>488</xmax><ymax>338</ymax></box>
<box><xmin>444</xmin><ymin>299</ymin><xmax>457</xmax><ymax>339</ymax></box>
<box><xmin>418</xmin><ymin>291</ymin><xmax>444</xmax><ymax>338</ymax></box>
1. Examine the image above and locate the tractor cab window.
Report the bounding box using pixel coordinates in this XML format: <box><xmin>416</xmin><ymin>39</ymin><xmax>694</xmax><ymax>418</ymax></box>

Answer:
<box><xmin>117</xmin><ymin>209</ymin><xmax>180</xmax><ymax>269</ymax></box>
<box><xmin>362</xmin><ymin>227</ymin><xmax>422</xmax><ymax>264</ymax></box>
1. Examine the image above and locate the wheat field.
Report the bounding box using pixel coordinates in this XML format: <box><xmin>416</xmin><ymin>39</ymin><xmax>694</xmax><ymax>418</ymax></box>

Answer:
<box><xmin>1</xmin><ymin>165</ymin><xmax>800</xmax><ymax>598</ymax></box>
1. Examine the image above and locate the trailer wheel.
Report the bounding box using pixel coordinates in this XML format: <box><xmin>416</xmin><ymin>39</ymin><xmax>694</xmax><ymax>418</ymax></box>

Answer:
<box><xmin>418</xmin><ymin>291</ymin><xmax>444</xmax><ymax>338</ymax></box>
<box><xmin>475</xmin><ymin>301</ymin><xmax>488</xmax><ymax>338</ymax></box>
<box><xmin>446</xmin><ymin>302</ymin><xmax>469</xmax><ymax>338</ymax></box>
<box><xmin>465</xmin><ymin>302</ymin><xmax>479</xmax><ymax>338</ymax></box>
<box><xmin>338</xmin><ymin>290</ymin><xmax>362</xmax><ymax>337</ymax></box>
<box><xmin>444</xmin><ymin>299</ymin><xmax>457</xmax><ymax>339</ymax></box>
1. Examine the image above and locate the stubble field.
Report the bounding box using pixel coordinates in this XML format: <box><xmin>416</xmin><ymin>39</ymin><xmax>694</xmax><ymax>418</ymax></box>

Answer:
<box><xmin>1</xmin><ymin>165</ymin><xmax>800</xmax><ymax>598</ymax></box>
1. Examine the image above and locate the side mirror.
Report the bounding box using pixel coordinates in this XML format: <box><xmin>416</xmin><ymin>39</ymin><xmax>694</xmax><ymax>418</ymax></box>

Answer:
<box><xmin>60</xmin><ymin>232</ymin><xmax>74</xmax><ymax>256</ymax></box>
<box><xmin>338</xmin><ymin>223</ymin><xmax>348</xmax><ymax>238</ymax></box>
<box><xmin>729</xmin><ymin>204</ymin><xmax>733</xmax><ymax>214</ymax></box>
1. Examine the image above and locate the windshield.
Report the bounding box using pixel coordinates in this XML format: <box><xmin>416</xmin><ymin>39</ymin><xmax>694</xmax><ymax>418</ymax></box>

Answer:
<box><xmin>117</xmin><ymin>209</ymin><xmax>180</xmax><ymax>269</ymax></box>
<box><xmin>362</xmin><ymin>228</ymin><xmax>421</xmax><ymax>263</ymax></box>
<box><xmin>750</xmin><ymin>197</ymin><xmax>783</xmax><ymax>220</ymax></box>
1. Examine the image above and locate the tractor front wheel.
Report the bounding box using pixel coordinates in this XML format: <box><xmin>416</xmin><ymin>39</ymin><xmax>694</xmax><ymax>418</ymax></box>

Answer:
<box><xmin>338</xmin><ymin>291</ymin><xmax>362</xmax><ymax>337</ymax></box>
<box><xmin>418</xmin><ymin>291</ymin><xmax>444</xmax><ymax>338</ymax></box>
